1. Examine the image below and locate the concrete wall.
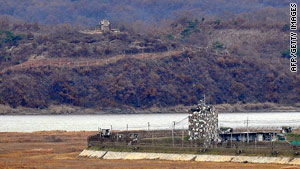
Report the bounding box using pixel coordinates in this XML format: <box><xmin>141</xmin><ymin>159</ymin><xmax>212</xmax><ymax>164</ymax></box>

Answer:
<box><xmin>79</xmin><ymin>149</ymin><xmax>300</xmax><ymax>165</ymax></box>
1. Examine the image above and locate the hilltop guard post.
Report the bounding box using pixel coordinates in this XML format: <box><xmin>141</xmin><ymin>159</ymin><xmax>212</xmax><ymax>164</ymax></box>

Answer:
<box><xmin>100</xmin><ymin>19</ymin><xmax>111</xmax><ymax>32</ymax></box>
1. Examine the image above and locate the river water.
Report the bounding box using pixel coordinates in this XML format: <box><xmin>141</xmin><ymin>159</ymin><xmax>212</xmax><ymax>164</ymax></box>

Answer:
<box><xmin>1</xmin><ymin>112</ymin><xmax>300</xmax><ymax>132</ymax></box>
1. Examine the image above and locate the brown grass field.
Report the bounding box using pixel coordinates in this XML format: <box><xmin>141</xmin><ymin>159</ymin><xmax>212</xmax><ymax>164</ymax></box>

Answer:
<box><xmin>0</xmin><ymin>131</ymin><xmax>300</xmax><ymax>169</ymax></box>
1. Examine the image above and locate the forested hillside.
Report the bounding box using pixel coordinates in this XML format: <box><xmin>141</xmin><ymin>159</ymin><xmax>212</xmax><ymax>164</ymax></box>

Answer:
<box><xmin>0</xmin><ymin>0</ymin><xmax>299</xmax><ymax>111</ymax></box>
<box><xmin>0</xmin><ymin>0</ymin><xmax>296</xmax><ymax>26</ymax></box>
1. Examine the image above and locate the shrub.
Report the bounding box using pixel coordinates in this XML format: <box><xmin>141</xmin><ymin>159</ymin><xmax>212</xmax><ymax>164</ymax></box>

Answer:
<box><xmin>281</xmin><ymin>24</ymin><xmax>289</xmax><ymax>32</ymax></box>
<box><xmin>213</xmin><ymin>41</ymin><xmax>224</xmax><ymax>49</ymax></box>
<box><xmin>180</xmin><ymin>19</ymin><xmax>200</xmax><ymax>38</ymax></box>
<box><xmin>281</xmin><ymin>49</ymin><xmax>290</xmax><ymax>58</ymax></box>
<box><xmin>0</xmin><ymin>30</ymin><xmax>24</xmax><ymax>46</ymax></box>
<box><xmin>166</xmin><ymin>34</ymin><xmax>174</xmax><ymax>40</ymax></box>
<box><xmin>215</xmin><ymin>19</ymin><xmax>221</xmax><ymax>25</ymax></box>
<box><xmin>281</xmin><ymin>47</ymin><xmax>300</xmax><ymax>58</ymax></box>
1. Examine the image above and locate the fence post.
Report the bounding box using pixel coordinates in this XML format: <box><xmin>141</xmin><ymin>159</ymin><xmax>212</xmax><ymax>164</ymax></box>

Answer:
<box><xmin>172</xmin><ymin>121</ymin><xmax>175</xmax><ymax>147</ymax></box>
<box><xmin>152</xmin><ymin>130</ymin><xmax>154</xmax><ymax>146</ymax></box>
<box><xmin>182</xmin><ymin>128</ymin><xmax>184</xmax><ymax>147</ymax></box>
<box><xmin>231</xmin><ymin>133</ymin><xmax>233</xmax><ymax>148</ymax></box>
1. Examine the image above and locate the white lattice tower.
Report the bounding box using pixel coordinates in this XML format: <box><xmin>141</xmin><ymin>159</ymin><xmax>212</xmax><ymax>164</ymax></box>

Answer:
<box><xmin>188</xmin><ymin>101</ymin><xmax>218</xmax><ymax>149</ymax></box>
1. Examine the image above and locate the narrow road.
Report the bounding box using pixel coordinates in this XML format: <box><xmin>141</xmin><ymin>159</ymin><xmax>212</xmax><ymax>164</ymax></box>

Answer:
<box><xmin>3</xmin><ymin>47</ymin><xmax>230</xmax><ymax>73</ymax></box>
<box><xmin>4</xmin><ymin>50</ymin><xmax>182</xmax><ymax>72</ymax></box>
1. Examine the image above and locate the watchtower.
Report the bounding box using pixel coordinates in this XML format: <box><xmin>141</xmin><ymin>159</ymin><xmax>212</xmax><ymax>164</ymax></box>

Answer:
<box><xmin>100</xmin><ymin>19</ymin><xmax>110</xmax><ymax>32</ymax></box>
<box><xmin>188</xmin><ymin>99</ymin><xmax>218</xmax><ymax>149</ymax></box>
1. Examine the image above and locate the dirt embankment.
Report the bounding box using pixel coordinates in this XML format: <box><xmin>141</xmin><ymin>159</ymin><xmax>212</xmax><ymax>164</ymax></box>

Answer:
<box><xmin>0</xmin><ymin>104</ymin><xmax>189</xmax><ymax>115</ymax></box>
<box><xmin>1</xmin><ymin>102</ymin><xmax>300</xmax><ymax>115</ymax></box>
<box><xmin>0</xmin><ymin>131</ymin><xmax>298</xmax><ymax>169</ymax></box>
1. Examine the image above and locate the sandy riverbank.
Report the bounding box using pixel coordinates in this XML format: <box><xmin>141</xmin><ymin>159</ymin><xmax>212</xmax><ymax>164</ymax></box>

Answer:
<box><xmin>0</xmin><ymin>131</ymin><xmax>299</xmax><ymax>169</ymax></box>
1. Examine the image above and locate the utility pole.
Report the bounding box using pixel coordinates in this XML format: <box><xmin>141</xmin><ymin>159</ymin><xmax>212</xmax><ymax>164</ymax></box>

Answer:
<box><xmin>111</xmin><ymin>125</ymin><xmax>113</xmax><ymax>134</ymax></box>
<box><xmin>245</xmin><ymin>117</ymin><xmax>249</xmax><ymax>143</ymax></box>
<box><xmin>147</xmin><ymin>122</ymin><xmax>150</xmax><ymax>131</ymax></box>
<box><xmin>172</xmin><ymin>121</ymin><xmax>175</xmax><ymax>147</ymax></box>
<box><xmin>173</xmin><ymin>121</ymin><xmax>176</xmax><ymax>130</ymax></box>
<box><xmin>126</xmin><ymin>124</ymin><xmax>128</xmax><ymax>131</ymax></box>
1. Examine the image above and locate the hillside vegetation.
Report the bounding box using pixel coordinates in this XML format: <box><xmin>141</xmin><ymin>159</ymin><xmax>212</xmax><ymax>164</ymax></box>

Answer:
<box><xmin>0</xmin><ymin>0</ymin><xmax>299</xmax><ymax>112</ymax></box>
<box><xmin>0</xmin><ymin>0</ymin><xmax>296</xmax><ymax>26</ymax></box>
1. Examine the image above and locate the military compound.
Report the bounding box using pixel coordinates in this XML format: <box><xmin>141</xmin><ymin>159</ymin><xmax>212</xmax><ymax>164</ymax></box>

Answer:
<box><xmin>88</xmin><ymin>100</ymin><xmax>220</xmax><ymax>150</ymax></box>
<box><xmin>81</xmin><ymin>19</ymin><xmax>120</xmax><ymax>34</ymax></box>
<box><xmin>87</xmin><ymin>100</ymin><xmax>300</xmax><ymax>156</ymax></box>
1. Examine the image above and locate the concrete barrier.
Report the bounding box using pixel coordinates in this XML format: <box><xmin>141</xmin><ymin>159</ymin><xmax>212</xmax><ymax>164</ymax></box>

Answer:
<box><xmin>195</xmin><ymin>155</ymin><xmax>233</xmax><ymax>162</ymax></box>
<box><xmin>124</xmin><ymin>152</ymin><xmax>161</xmax><ymax>160</ymax></box>
<box><xmin>157</xmin><ymin>153</ymin><xmax>196</xmax><ymax>161</ymax></box>
<box><xmin>79</xmin><ymin>149</ymin><xmax>107</xmax><ymax>158</ymax></box>
<box><xmin>103</xmin><ymin>152</ymin><xmax>195</xmax><ymax>161</ymax></box>
<box><xmin>231</xmin><ymin>156</ymin><xmax>292</xmax><ymax>164</ymax></box>
<box><xmin>79</xmin><ymin>149</ymin><xmax>91</xmax><ymax>156</ymax></box>
<box><xmin>103</xmin><ymin>151</ymin><xmax>131</xmax><ymax>160</ymax></box>
<box><xmin>90</xmin><ymin>151</ymin><xmax>108</xmax><ymax>158</ymax></box>
<box><xmin>289</xmin><ymin>158</ymin><xmax>300</xmax><ymax>165</ymax></box>
<box><xmin>79</xmin><ymin>149</ymin><xmax>300</xmax><ymax>165</ymax></box>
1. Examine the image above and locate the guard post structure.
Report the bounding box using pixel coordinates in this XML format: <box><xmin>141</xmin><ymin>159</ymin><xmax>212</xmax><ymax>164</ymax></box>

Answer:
<box><xmin>188</xmin><ymin>99</ymin><xmax>218</xmax><ymax>150</ymax></box>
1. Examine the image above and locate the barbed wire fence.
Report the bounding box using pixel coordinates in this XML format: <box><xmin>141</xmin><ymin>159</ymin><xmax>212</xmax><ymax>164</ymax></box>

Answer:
<box><xmin>101</xmin><ymin>116</ymin><xmax>300</xmax><ymax>132</ymax></box>
<box><xmin>93</xmin><ymin>116</ymin><xmax>300</xmax><ymax>151</ymax></box>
